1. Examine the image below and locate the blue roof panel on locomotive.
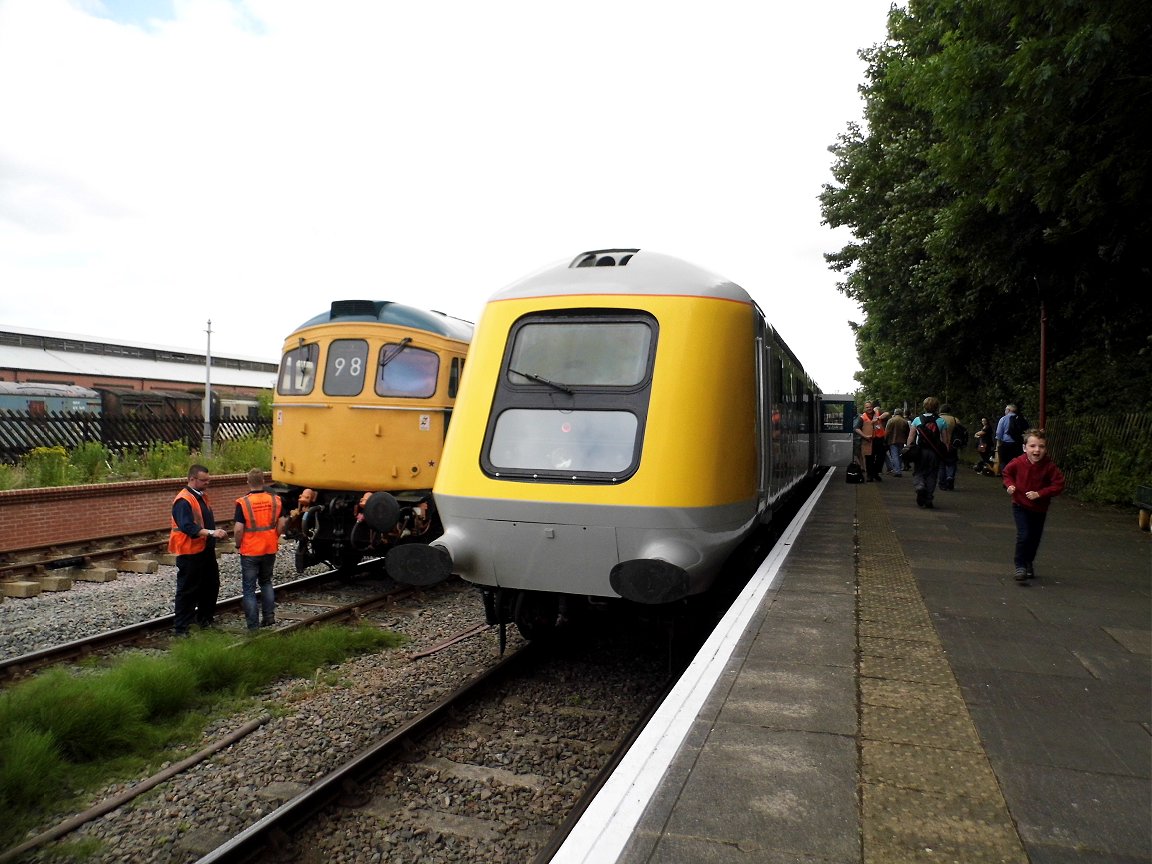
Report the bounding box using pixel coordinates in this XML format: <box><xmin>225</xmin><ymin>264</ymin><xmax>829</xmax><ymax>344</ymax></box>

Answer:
<box><xmin>292</xmin><ymin>300</ymin><xmax>474</xmax><ymax>342</ymax></box>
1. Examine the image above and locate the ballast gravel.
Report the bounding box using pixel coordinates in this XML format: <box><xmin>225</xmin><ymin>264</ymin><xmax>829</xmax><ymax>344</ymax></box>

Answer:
<box><xmin>1</xmin><ymin>552</ymin><xmax>663</xmax><ymax>863</ymax></box>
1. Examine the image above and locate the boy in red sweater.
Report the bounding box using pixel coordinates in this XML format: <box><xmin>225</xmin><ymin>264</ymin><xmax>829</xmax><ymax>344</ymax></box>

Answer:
<box><xmin>1002</xmin><ymin>429</ymin><xmax>1065</xmax><ymax>583</ymax></box>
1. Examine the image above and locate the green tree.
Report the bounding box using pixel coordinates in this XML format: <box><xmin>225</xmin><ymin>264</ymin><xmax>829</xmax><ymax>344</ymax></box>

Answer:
<box><xmin>822</xmin><ymin>0</ymin><xmax>1152</xmax><ymax>419</ymax></box>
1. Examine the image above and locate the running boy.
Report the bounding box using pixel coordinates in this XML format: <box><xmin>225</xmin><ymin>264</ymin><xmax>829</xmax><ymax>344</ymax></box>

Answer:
<box><xmin>1002</xmin><ymin>429</ymin><xmax>1065</xmax><ymax>582</ymax></box>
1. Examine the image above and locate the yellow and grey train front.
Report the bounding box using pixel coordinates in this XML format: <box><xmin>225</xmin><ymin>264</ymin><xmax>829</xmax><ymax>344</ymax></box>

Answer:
<box><xmin>271</xmin><ymin>300</ymin><xmax>473</xmax><ymax>571</ymax></box>
<box><xmin>388</xmin><ymin>250</ymin><xmax>819</xmax><ymax>638</ymax></box>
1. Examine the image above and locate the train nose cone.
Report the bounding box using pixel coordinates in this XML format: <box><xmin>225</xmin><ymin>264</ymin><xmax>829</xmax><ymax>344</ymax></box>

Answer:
<box><xmin>387</xmin><ymin>544</ymin><xmax>452</xmax><ymax>586</ymax></box>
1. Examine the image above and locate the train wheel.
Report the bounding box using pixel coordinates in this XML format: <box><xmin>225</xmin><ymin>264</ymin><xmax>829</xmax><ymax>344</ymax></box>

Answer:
<box><xmin>513</xmin><ymin>591</ymin><xmax>560</xmax><ymax>642</ymax></box>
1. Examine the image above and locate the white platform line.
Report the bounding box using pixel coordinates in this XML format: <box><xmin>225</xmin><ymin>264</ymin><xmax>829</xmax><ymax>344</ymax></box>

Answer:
<box><xmin>549</xmin><ymin>468</ymin><xmax>835</xmax><ymax>863</ymax></box>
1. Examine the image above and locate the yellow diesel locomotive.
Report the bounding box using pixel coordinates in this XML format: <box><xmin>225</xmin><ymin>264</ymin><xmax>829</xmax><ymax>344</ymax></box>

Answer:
<box><xmin>387</xmin><ymin>250</ymin><xmax>820</xmax><ymax>638</ymax></box>
<box><xmin>272</xmin><ymin>300</ymin><xmax>473</xmax><ymax>571</ymax></box>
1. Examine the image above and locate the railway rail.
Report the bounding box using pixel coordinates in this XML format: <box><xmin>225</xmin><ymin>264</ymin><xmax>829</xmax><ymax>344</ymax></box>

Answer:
<box><xmin>0</xmin><ymin>529</ymin><xmax>172</xmax><ymax>587</ymax></box>
<box><xmin>0</xmin><ymin>563</ymin><xmax>398</xmax><ymax>684</ymax></box>
<box><xmin>2</xmin><ymin>587</ymin><xmax>684</xmax><ymax>864</ymax></box>
<box><xmin>196</xmin><ymin>621</ymin><xmax>676</xmax><ymax>864</ymax></box>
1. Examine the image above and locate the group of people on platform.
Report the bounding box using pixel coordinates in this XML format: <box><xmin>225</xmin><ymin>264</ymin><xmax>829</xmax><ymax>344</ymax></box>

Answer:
<box><xmin>853</xmin><ymin>398</ymin><xmax>1065</xmax><ymax>582</ymax></box>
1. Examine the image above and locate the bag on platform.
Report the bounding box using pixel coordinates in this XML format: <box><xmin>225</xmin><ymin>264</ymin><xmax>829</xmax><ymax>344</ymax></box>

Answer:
<box><xmin>845</xmin><ymin>462</ymin><xmax>866</xmax><ymax>484</ymax></box>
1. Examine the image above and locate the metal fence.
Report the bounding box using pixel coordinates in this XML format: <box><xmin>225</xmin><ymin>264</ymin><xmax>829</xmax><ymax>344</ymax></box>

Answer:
<box><xmin>1044</xmin><ymin>413</ymin><xmax>1152</xmax><ymax>500</ymax></box>
<box><xmin>0</xmin><ymin>410</ymin><xmax>272</xmax><ymax>463</ymax></box>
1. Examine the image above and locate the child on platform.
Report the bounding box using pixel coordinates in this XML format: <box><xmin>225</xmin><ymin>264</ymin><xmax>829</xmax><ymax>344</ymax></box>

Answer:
<box><xmin>1002</xmin><ymin>429</ymin><xmax>1065</xmax><ymax>583</ymax></box>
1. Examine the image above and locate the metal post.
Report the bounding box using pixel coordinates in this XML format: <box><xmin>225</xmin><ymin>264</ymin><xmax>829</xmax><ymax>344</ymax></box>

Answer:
<box><xmin>1039</xmin><ymin>301</ymin><xmax>1047</xmax><ymax>428</ymax></box>
<box><xmin>202</xmin><ymin>320</ymin><xmax>213</xmax><ymax>457</ymax></box>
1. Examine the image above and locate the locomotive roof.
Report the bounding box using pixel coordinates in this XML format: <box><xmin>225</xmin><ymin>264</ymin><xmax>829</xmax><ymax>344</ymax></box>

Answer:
<box><xmin>293</xmin><ymin>301</ymin><xmax>474</xmax><ymax>341</ymax></box>
<box><xmin>490</xmin><ymin>249</ymin><xmax>753</xmax><ymax>304</ymax></box>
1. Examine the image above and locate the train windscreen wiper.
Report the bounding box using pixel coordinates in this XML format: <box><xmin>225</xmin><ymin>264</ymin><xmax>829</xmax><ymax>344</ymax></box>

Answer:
<box><xmin>508</xmin><ymin>367</ymin><xmax>573</xmax><ymax>394</ymax></box>
<box><xmin>379</xmin><ymin>337</ymin><xmax>413</xmax><ymax>370</ymax></box>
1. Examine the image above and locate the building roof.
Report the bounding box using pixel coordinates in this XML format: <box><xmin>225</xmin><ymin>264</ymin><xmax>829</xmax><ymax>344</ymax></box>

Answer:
<box><xmin>0</xmin><ymin>325</ymin><xmax>276</xmax><ymax>390</ymax></box>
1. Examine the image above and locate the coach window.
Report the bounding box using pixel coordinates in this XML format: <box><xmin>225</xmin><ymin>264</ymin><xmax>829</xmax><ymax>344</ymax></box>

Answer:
<box><xmin>376</xmin><ymin>343</ymin><xmax>439</xmax><ymax>398</ymax></box>
<box><xmin>278</xmin><ymin>343</ymin><xmax>319</xmax><ymax>396</ymax></box>
<box><xmin>323</xmin><ymin>339</ymin><xmax>368</xmax><ymax>397</ymax></box>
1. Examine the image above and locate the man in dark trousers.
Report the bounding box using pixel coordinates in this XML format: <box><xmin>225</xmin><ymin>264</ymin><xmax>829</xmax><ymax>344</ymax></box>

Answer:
<box><xmin>169</xmin><ymin>463</ymin><xmax>226</xmax><ymax>636</ymax></box>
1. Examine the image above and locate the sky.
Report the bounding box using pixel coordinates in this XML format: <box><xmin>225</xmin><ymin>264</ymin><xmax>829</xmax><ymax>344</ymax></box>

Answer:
<box><xmin>0</xmin><ymin>0</ymin><xmax>893</xmax><ymax>394</ymax></box>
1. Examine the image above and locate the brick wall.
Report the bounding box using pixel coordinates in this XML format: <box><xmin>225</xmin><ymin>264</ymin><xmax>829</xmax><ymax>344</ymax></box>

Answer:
<box><xmin>0</xmin><ymin>474</ymin><xmax>252</xmax><ymax>553</ymax></box>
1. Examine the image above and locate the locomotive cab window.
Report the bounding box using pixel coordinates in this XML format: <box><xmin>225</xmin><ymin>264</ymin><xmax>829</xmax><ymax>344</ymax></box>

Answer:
<box><xmin>278</xmin><ymin>343</ymin><xmax>319</xmax><ymax>395</ymax></box>
<box><xmin>483</xmin><ymin>311</ymin><xmax>656</xmax><ymax>482</ymax></box>
<box><xmin>376</xmin><ymin>343</ymin><xmax>439</xmax><ymax>398</ymax></box>
<box><xmin>323</xmin><ymin>339</ymin><xmax>369</xmax><ymax>396</ymax></box>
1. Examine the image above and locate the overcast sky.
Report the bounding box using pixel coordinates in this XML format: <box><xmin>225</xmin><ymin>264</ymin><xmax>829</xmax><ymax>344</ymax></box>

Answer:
<box><xmin>0</xmin><ymin>0</ymin><xmax>892</xmax><ymax>394</ymax></box>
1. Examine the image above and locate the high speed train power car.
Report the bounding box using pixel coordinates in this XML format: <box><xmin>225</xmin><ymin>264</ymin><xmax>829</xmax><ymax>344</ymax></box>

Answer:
<box><xmin>387</xmin><ymin>249</ymin><xmax>820</xmax><ymax>638</ymax></box>
<box><xmin>271</xmin><ymin>300</ymin><xmax>473</xmax><ymax>571</ymax></box>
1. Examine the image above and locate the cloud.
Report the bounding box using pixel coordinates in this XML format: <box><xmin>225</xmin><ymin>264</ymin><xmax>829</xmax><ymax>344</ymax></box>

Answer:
<box><xmin>0</xmin><ymin>0</ymin><xmax>889</xmax><ymax>392</ymax></box>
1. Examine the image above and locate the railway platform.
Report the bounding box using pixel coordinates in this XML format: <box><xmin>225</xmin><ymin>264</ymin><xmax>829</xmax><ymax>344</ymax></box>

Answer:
<box><xmin>554</xmin><ymin>463</ymin><xmax>1151</xmax><ymax>863</ymax></box>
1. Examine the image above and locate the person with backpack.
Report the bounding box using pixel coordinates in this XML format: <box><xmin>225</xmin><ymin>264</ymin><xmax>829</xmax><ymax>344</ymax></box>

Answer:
<box><xmin>937</xmin><ymin>404</ymin><xmax>964</xmax><ymax>491</ymax></box>
<box><xmin>995</xmin><ymin>404</ymin><xmax>1029</xmax><ymax>472</ymax></box>
<box><xmin>904</xmin><ymin>396</ymin><xmax>950</xmax><ymax>509</ymax></box>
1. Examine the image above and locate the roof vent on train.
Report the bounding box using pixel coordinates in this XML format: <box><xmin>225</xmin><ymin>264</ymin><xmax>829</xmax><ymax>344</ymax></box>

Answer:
<box><xmin>330</xmin><ymin>300</ymin><xmax>379</xmax><ymax>319</ymax></box>
<box><xmin>570</xmin><ymin>249</ymin><xmax>639</xmax><ymax>268</ymax></box>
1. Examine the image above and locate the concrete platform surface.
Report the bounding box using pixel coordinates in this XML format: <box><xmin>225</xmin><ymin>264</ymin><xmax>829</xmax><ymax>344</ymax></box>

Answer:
<box><xmin>553</xmin><ymin>465</ymin><xmax>1151</xmax><ymax>864</ymax></box>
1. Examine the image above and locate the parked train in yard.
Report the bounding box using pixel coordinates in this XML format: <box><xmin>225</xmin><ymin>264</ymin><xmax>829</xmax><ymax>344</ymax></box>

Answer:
<box><xmin>270</xmin><ymin>301</ymin><xmax>474</xmax><ymax>571</ymax></box>
<box><xmin>0</xmin><ymin>381</ymin><xmax>261</xmax><ymax>421</ymax></box>
<box><xmin>0</xmin><ymin>381</ymin><xmax>264</xmax><ymax>461</ymax></box>
<box><xmin>385</xmin><ymin>249</ymin><xmax>826</xmax><ymax>640</ymax></box>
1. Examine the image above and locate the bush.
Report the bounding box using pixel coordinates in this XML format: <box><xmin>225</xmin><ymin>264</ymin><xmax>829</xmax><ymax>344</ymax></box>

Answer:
<box><xmin>22</xmin><ymin>446</ymin><xmax>69</xmax><ymax>487</ymax></box>
<box><xmin>69</xmin><ymin>441</ymin><xmax>111</xmax><ymax>484</ymax></box>
<box><xmin>0</xmin><ymin>462</ymin><xmax>22</xmax><ymax>490</ymax></box>
<box><xmin>142</xmin><ymin>440</ymin><xmax>193</xmax><ymax>480</ymax></box>
<box><xmin>215</xmin><ymin>434</ymin><xmax>272</xmax><ymax>474</ymax></box>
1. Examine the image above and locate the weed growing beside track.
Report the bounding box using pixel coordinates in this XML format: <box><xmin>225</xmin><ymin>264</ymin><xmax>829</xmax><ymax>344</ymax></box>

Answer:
<box><xmin>0</xmin><ymin>624</ymin><xmax>403</xmax><ymax>850</ymax></box>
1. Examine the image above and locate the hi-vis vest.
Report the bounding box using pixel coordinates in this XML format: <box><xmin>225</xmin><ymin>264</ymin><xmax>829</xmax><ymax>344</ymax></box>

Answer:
<box><xmin>236</xmin><ymin>491</ymin><xmax>283</xmax><ymax>556</ymax></box>
<box><xmin>169</xmin><ymin>487</ymin><xmax>209</xmax><ymax>555</ymax></box>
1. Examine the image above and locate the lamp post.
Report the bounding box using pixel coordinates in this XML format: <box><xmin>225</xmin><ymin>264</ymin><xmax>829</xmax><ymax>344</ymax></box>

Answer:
<box><xmin>202</xmin><ymin>320</ymin><xmax>213</xmax><ymax>457</ymax></box>
<box><xmin>1039</xmin><ymin>301</ymin><xmax>1047</xmax><ymax>428</ymax></box>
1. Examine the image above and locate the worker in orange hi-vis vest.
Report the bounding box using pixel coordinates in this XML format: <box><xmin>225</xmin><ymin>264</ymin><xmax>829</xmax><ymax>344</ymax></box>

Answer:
<box><xmin>170</xmin><ymin>464</ymin><xmax>227</xmax><ymax>636</ymax></box>
<box><xmin>233</xmin><ymin>467</ymin><xmax>286</xmax><ymax>632</ymax></box>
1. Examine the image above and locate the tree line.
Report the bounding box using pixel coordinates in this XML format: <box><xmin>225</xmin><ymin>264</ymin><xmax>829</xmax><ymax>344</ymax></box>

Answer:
<box><xmin>821</xmin><ymin>0</ymin><xmax>1150</xmax><ymax>424</ymax></box>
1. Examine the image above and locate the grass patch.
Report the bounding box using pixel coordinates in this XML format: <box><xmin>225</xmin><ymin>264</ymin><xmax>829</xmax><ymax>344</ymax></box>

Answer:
<box><xmin>0</xmin><ymin>625</ymin><xmax>404</xmax><ymax>850</ymax></box>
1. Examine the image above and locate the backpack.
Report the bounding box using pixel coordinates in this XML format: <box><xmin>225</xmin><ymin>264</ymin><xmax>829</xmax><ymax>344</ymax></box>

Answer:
<box><xmin>1007</xmin><ymin>413</ymin><xmax>1028</xmax><ymax>440</ymax></box>
<box><xmin>951</xmin><ymin>422</ymin><xmax>969</xmax><ymax>449</ymax></box>
<box><xmin>916</xmin><ymin>414</ymin><xmax>946</xmax><ymax>456</ymax></box>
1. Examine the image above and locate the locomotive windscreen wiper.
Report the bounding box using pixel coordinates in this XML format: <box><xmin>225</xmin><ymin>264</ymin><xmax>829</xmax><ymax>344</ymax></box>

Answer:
<box><xmin>508</xmin><ymin>367</ymin><xmax>573</xmax><ymax>394</ymax></box>
<box><xmin>379</xmin><ymin>337</ymin><xmax>413</xmax><ymax>369</ymax></box>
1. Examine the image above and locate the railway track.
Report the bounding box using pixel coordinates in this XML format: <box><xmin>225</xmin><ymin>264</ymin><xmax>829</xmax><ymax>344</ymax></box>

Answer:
<box><xmin>0</xmin><ymin>529</ymin><xmax>173</xmax><ymax>589</ymax></box>
<box><xmin>0</xmin><ymin>564</ymin><xmax>402</xmax><ymax>684</ymax></box>
<box><xmin>197</xmin><ymin>621</ymin><xmax>676</xmax><ymax>864</ymax></box>
<box><xmin>2</xmin><ymin>594</ymin><xmax>681</xmax><ymax>864</ymax></box>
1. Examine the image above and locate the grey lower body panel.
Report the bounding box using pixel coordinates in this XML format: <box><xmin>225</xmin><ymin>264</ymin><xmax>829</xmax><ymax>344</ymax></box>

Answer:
<box><xmin>432</xmin><ymin>495</ymin><xmax>760</xmax><ymax>598</ymax></box>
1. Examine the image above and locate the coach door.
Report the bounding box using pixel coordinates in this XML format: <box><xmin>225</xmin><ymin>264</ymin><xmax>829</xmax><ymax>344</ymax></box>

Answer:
<box><xmin>755</xmin><ymin>312</ymin><xmax>772</xmax><ymax>517</ymax></box>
